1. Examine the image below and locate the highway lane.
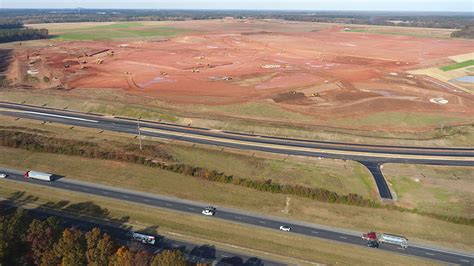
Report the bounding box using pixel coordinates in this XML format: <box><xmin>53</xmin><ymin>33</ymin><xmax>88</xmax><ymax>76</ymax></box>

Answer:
<box><xmin>0</xmin><ymin>203</ymin><xmax>280</xmax><ymax>266</ymax></box>
<box><xmin>1</xmin><ymin>168</ymin><xmax>473</xmax><ymax>265</ymax></box>
<box><xmin>1</xmin><ymin>102</ymin><xmax>474</xmax><ymax>199</ymax></box>
<box><xmin>1</xmin><ymin>102</ymin><xmax>473</xmax><ymax>159</ymax></box>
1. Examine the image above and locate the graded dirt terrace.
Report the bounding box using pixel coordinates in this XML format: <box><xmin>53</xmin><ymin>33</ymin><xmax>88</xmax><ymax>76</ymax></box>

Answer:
<box><xmin>5</xmin><ymin>19</ymin><xmax>474</xmax><ymax>132</ymax></box>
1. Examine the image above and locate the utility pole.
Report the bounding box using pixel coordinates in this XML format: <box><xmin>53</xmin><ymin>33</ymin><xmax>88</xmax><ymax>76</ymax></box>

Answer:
<box><xmin>137</xmin><ymin>117</ymin><xmax>142</xmax><ymax>151</ymax></box>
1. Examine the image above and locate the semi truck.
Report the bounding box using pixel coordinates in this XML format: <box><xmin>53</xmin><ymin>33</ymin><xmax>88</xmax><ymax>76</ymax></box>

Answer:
<box><xmin>362</xmin><ymin>231</ymin><xmax>408</xmax><ymax>249</ymax></box>
<box><xmin>131</xmin><ymin>232</ymin><xmax>156</xmax><ymax>245</ymax></box>
<box><xmin>24</xmin><ymin>171</ymin><xmax>53</xmax><ymax>182</ymax></box>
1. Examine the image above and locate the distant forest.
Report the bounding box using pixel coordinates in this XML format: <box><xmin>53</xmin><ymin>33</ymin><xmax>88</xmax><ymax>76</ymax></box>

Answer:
<box><xmin>0</xmin><ymin>21</ymin><xmax>49</xmax><ymax>43</ymax></box>
<box><xmin>0</xmin><ymin>9</ymin><xmax>472</xmax><ymax>39</ymax></box>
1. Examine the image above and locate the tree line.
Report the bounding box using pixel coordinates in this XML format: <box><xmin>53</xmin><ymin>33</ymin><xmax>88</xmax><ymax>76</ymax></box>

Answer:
<box><xmin>1</xmin><ymin>129</ymin><xmax>473</xmax><ymax>226</ymax></box>
<box><xmin>0</xmin><ymin>209</ymin><xmax>201</xmax><ymax>266</ymax></box>
<box><xmin>0</xmin><ymin>9</ymin><xmax>472</xmax><ymax>30</ymax></box>
<box><xmin>0</xmin><ymin>21</ymin><xmax>49</xmax><ymax>43</ymax></box>
<box><xmin>451</xmin><ymin>25</ymin><xmax>474</xmax><ymax>39</ymax></box>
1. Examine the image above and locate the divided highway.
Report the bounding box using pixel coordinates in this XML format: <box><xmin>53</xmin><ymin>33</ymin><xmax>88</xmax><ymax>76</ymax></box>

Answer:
<box><xmin>1</xmin><ymin>168</ymin><xmax>473</xmax><ymax>265</ymax></box>
<box><xmin>1</xmin><ymin>102</ymin><xmax>474</xmax><ymax>199</ymax></box>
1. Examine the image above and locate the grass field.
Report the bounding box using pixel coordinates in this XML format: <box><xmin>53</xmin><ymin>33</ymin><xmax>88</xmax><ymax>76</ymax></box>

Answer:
<box><xmin>35</xmin><ymin>22</ymin><xmax>188</xmax><ymax>41</ymax></box>
<box><xmin>0</xmin><ymin>181</ymin><xmax>437</xmax><ymax>265</ymax></box>
<box><xmin>167</xmin><ymin>144</ymin><xmax>377</xmax><ymax>198</ymax></box>
<box><xmin>333</xmin><ymin>111</ymin><xmax>473</xmax><ymax>128</ymax></box>
<box><xmin>0</xmin><ymin>144</ymin><xmax>473</xmax><ymax>252</ymax></box>
<box><xmin>193</xmin><ymin>101</ymin><xmax>314</xmax><ymax>122</ymax></box>
<box><xmin>343</xmin><ymin>26</ymin><xmax>454</xmax><ymax>39</ymax></box>
<box><xmin>383</xmin><ymin>164</ymin><xmax>474</xmax><ymax>219</ymax></box>
<box><xmin>440</xmin><ymin>60</ymin><xmax>474</xmax><ymax>71</ymax></box>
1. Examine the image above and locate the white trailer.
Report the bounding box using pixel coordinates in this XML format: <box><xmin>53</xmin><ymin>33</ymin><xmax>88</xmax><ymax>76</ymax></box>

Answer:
<box><xmin>24</xmin><ymin>171</ymin><xmax>53</xmax><ymax>182</ymax></box>
<box><xmin>378</xmin><ymin>233</ymin><xmax>408</xmax><ymax>248</ymax></box>
<box><xmin>131</xmin><ymin>232</ymin><xmax>155</xmax><ymax>245</ymax></box>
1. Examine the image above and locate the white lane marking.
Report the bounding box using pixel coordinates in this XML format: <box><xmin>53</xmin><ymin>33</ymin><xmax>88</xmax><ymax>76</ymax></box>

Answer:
<box><xmin>460</xmin><ymin>259</ymin><xmax>470</xmax><ymax>262</ymax></box>
<box><xmin>220</xmin><ymin>255</ymin><xmax>228</xmax><ymax>258</ymax></box>
<box><xmin>397</xmin><ymin>247</ymin><xmax>405</xmax><ymax>250</ymax></box>
<box><xmin>339</xmin><ymin>236</ymin><xmax>347</xmax><ymax>239</ymax></box>
<box><xmin>82</xmin><ymin>188</ymin><xmax>90</xmax><ymax>191</ymax></box>
<box><xmin>21</xmin><ymin>111</ymin><xmax>99</xmax><ymax>123</ymax></box>
<box><xmin>234</xmin><ymin>216</ymin><xmax>242</xmax><ymax>219</ymax></box>
<box><xmin>311</xmin><ymin>231</ymin><xmax>319</xmax><ymax>234</ymax></box>
<box><xmin>165</xmin><ymin>203</ymin><xmax>173</xmax><ymax>206</ymax></box>
<box><xmin>143</xmin><ymin>199</ymin><xmax>150</xmax><ymax>202</ymax></box>
<box><xmin>141</xmin><ymin>127</ymin><xmax>474</xmax><ymax>162</ymax></box>
<box><xmin>425</xmin><ymin>252</ymin><xmax>435</xmax><ymax>256</ymax></box>
<box><xmin>258</xmin><ymin>220</ymin><xmax>266</xmax><ymax>224</ymax></box>
<box><xmin>102</xmin><ymin>191</ymin><xmax>109</xmax><ymax>195</ymax></box>
<box><xmin>187</xmin><ymin>207</ymin><xmax>195</xmax><ymax>211</ymax></box>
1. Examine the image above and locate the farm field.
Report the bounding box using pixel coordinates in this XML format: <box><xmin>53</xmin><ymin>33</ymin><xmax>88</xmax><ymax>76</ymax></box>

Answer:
<box><xmin>2</xmin><ymin>19</ymin><xmax>474</xmax><ymax>139</ymax></box>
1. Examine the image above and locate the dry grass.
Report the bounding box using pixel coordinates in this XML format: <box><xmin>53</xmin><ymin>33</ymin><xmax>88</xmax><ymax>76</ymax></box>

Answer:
<box><xmin>0</xmin><ymin>145</ymin><xmax>473</xmax><ymax>252</ymax></box>
<box><xmin>0</xmin><ymin>180</ymin><xmax>438</xmax><ymax>265</ymax></box>
<box><xmin>383</xmin><ymin>164</ymin><xmax>474</xmax><ymax>219</ymax></box>
<box><xmin>167</xmin><ymin>144</ymin><xmax>377</xmax><ymax>198</ymax></box>
<box><xmin>1</xmin><ymin>89</ymin><xmax>474</xmax><ymax>146</ymax></box>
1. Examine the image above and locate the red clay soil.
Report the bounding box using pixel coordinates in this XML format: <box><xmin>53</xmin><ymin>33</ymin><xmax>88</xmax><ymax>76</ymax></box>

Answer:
<box><xmin>8</xmin><ymin>20</ymin><xmax>474</xmax><ymax>130</ymax></box>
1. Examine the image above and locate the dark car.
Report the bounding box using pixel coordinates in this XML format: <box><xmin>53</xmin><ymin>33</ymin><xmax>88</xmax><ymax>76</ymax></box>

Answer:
<box><xmin>367</xmin><ymin>240</ymin><xmax>379</xmax><ymax>248</ymax></box>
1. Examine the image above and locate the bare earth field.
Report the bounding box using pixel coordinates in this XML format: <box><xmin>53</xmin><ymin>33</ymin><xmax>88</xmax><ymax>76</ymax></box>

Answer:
<box><xmin>2</xmin><ymin>19</ymin><xmax>473</xmax><ymax>135</ymax></box>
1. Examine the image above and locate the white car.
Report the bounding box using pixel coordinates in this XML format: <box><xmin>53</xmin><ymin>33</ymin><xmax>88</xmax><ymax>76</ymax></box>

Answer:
<box><xmin>279</xmin><ymin>225</ymin><xmax>291</xmax><ymax>232</ymax></box>
<box><xmin>0</xmin><ymin>173</ymin><xmax>7</xmax><ymax>178</ymax></box>
<box><xmin>202</xmin><ymin>206</ymin><xmax>216</xmax><ymax>216</ymax></box>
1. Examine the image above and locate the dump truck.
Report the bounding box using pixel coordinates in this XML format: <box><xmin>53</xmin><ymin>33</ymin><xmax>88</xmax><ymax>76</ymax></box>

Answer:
<box><xmin>362</xmin><ymin>231</ymin><xmax>408</xmax><ymax>249</ymax></box>
<box><xmin>24</xmin><ymin>170</ymin><xmax>53</xmax><ymax>182</ymax></box>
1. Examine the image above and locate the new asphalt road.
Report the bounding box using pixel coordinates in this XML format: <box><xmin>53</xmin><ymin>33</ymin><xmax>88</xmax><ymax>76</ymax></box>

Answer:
<box><xmin>1</xmin><ymin>168</ymin><xmax>473</xmax><ymax>265</ymax></box>
<box><xmin>1</xmin><ymin>102</ymin><xmax>474</xmax><ymax>199</ymax></box>
<box><xmin>0</xmin><ymin>202</ymin><xmax>281</xmax><ymax>266</ymax></box>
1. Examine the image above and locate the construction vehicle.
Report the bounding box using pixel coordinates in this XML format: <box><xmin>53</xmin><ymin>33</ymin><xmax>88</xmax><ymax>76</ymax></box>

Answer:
<box><xmin>362</xmin><ymin>231</ymin><xmax>408</xmax><ymax>249</ymax></box>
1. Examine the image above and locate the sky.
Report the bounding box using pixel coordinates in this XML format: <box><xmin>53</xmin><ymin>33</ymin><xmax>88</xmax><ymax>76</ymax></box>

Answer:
<box><xmin>1</xmin><ymin>0</ymin><xmax>473</xmax><ymax>12</ymax></box>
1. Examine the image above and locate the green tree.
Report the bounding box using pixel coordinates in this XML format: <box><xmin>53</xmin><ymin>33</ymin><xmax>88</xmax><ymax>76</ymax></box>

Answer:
<box><xmin>151</xmin><ymin>250</ymin><xmax>188</xmax><ymax>266</ymax></box>
<box><xmin>54</xmin><ymin>228</ymin><xmax>86</xmax><ymax>266</ymax></box>
<box><xmin>85</xmin><ymin>227</ymin><xmax>115</xmax><ymax>266</ymax></box>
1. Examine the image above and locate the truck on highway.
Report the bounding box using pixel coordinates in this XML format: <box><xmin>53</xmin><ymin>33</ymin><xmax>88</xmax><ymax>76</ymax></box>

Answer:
<box><xmin>362</xmin><ymin>231</ymin><xmax>408</xmax><ymax>249</ymax></box>
<box><xmin>131</xmin><ymin>232</ymin><xmax>156</xmax><ymax>245</ymax></box>
<box><xmin>24</xmin><ymin>171</ymin><xmax>53</xmax><ymax>182</ymax></box>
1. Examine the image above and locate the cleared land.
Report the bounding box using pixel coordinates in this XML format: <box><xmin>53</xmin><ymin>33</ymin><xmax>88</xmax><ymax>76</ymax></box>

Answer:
<box><xmin>1</xmin><ymin>19</ymin><xmax>471</xmax><ymax>137</ymax></box>
<box><xmin>383</xmin><ymin>164</ymin><xmax>474</xmax><ymax>219</ymax></box>
<box><xmin>0</xmin><ymin>181</ymin><xmax>436</xmax><ymax>265</ymax></box>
